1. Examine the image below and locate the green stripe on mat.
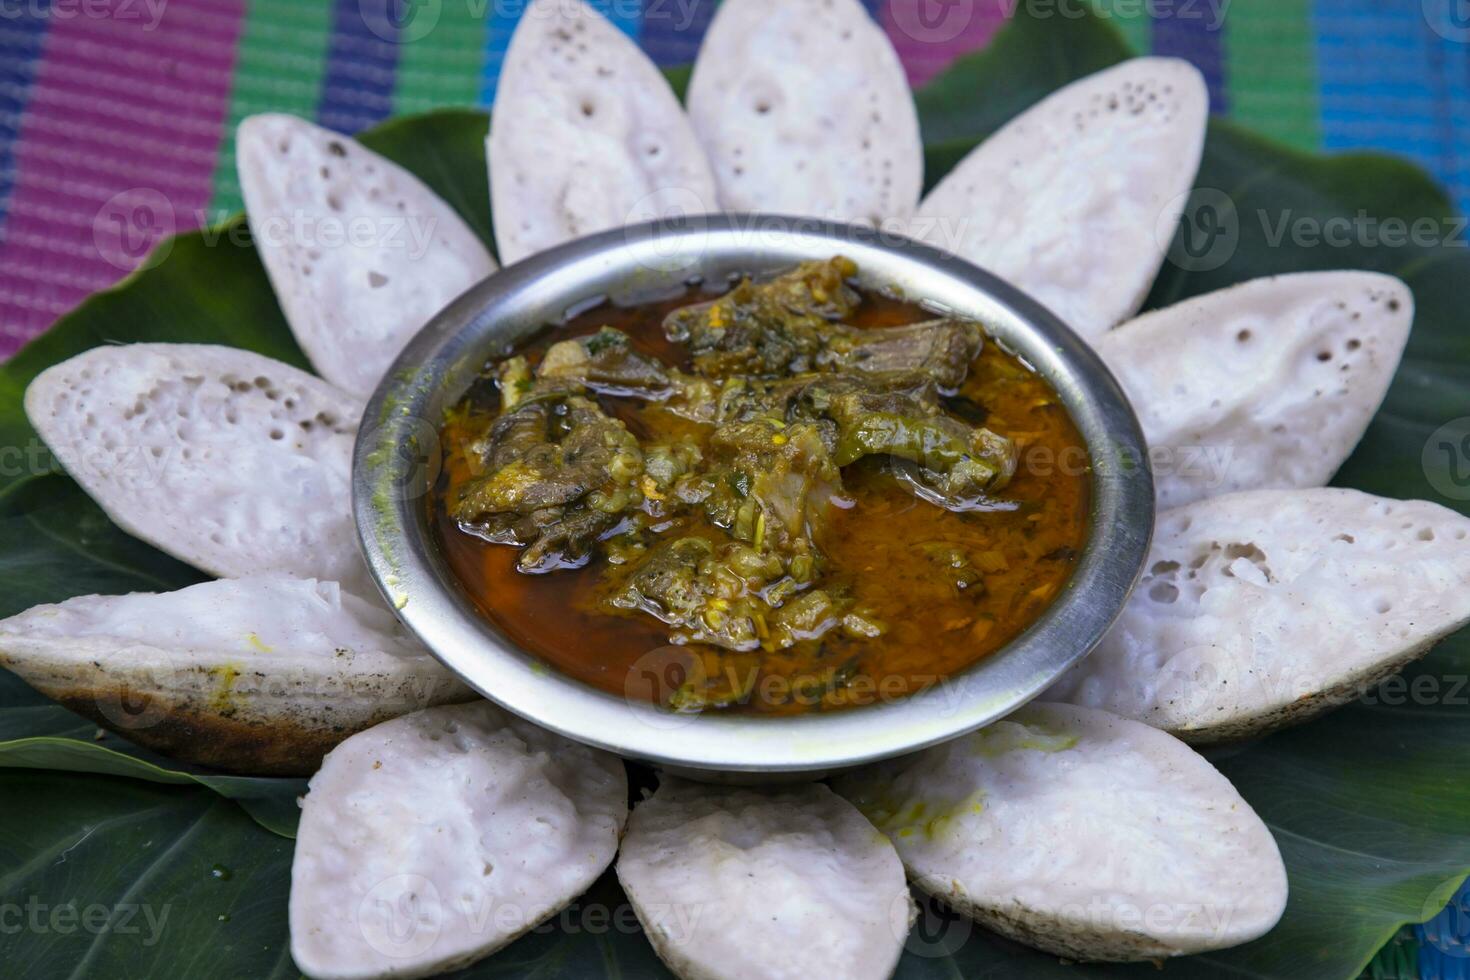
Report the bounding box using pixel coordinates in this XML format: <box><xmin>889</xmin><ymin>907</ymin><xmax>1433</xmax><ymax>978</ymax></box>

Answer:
<box><xmin>392</xmin><ymin>5</ymin><xmax>490</xmax><ymax>115</ymax></box>
<box><xmin>208</xmin><ymin>0</ymin><xmax>336</xmax><ymax>215</ymax></box>
<box><xmin>1223</xmin><ymin>0</ymin><xmax>1321</xmax><ymax>151</ymax></box>
<box><xmin>1091</xmin><ymin>0</ymin><xmax>1151</xmax><ymax>55</ymax></box>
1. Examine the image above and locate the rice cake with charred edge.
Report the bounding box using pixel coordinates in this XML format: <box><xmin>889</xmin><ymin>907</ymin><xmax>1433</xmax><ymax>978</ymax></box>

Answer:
<box><xmin>1096</xmin><ymin>272</ymin><xmax>1412</xmax><ymax>509</ymax></box>
<box><xmin>489</xmin><ymin>0</ymin><xmax>717</xmax><ymax>266</ymax></box>
<box><xmin>912</xmin><ymin>58</ymin><xmax>1207</xmax><ymax>340</ymax></box>
<box><xmin>237</xmin><ymin>113</ymin><xmax>496</xmax><ymax>397</ymax></box>
<box><xmin>617</xmin><ymin>779</ymin><xmax>913</xmax><ymax>980</ymax></box>
<box><xmin>1047</xmin><ymin>489</ymin><xmax>1470</xmax><ymax>741</ymax></box>
<box><xmin>0</xmin><ymin>577</ymin><xmax>473</xmax><ymax>775</ymax></box>
<box><xmin>835</xmin><ymin>702</ymin><xmax>1287</xmax><ymax>961</ymax></box>
<box><xmin>290</xmin><ymin>701</ymin><xmax>628</xmax><ymax>980</ymax></box>
<box><xmin>687</xmin><ymin>0</ymin><xmax>922</xmax><ymax>225</ymax></box>
<box><xmin>25</xmin><ymin>343</ymin><xmax>369</xmax><ymax>590</ymax></box>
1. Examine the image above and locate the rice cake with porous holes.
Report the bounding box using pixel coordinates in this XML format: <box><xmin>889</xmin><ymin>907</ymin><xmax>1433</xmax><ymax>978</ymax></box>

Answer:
<box><xmin>1096</xmin><ymin>272</ymin><xmax>1412</xmax><ymax>509</ymax></box>
<box><xmin>25</xmin><ymin>343</ymin><xmax>368</xmax><ymax>590</ymax></box>
<box><xmin>834</xmin><ymin>702</ymin><xmax>1287</xmax><ymax>961</ymax></box>
<box><xmin>0</xmin><ymin>577</ymin><xmax>472</xmax><ymax>775</ymax></box>
<box><xmin>489</xmin><ymin>0</ymin><xmax>717</xmax><ymax>266</ymax></box>
<box><xmin>616</xmin><ymin>780</ymin><xmax>912</xmax><ymax>980</ymax></box>
<box><xmin>912</xmin><ymin>57</ymin><xmax>1207</xmax><ymax>340</ymax></box>
<box><xmin>290</xmin><ymin>701</ymin><xmax>628</xmax><ymax>980</ymax></box>
<box><xmin>1046</xmin><ymin>489</ymin><xmax>1470</xmax><ymax>741</ymax></box>
<box><xmin>687</xmin><ymin>0</ymin><xmax>922</xmax><ymax>225</ymax></box>
<box><xmin>237</xmin><ymin>113</ymin><xmax>496</xmax><ymax>397</ymax></box>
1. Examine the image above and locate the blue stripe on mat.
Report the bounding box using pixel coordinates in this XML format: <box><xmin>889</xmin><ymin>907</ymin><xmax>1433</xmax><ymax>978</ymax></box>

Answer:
<box><xmin>0</xmin><ymin>4</ymin><xmax>52</xmax><ymax>246</ymax></box>
<box><xmin>317</xmin><ymin>0</ymin><xmax>402</xmax><ymax>133</ymax></box>
<box><xmin>639</xmin><ymin>0</ymin><xmax>716</xmax><ymax>68</ymax></box>
<box><xmin>1418</xmin><ymin>879</ymin><xmax>1470</xmax><ymax>980</ymax></box>
<box><xmin>598</xmin><ymin>0</ymin><xmax>643</xmax><ymax>40</ymax></box>
<box><xmin>1315</xmin><ymin>0</ymin><xmax>1470</xmax><ymax>215</ymax></box>
<box><xmin>480</xmin><ymin>1</ymin><xmax>642</xmax><ymax>106</ymax></box>
<box><xmin>1149</xmin><ymin>0</ymin><xmax>1228</xmax><ymax>113</ymax></box>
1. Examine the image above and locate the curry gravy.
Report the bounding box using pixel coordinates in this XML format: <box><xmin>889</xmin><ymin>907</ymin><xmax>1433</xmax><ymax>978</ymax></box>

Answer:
<box><xmin>434</xmin><ymin>281</ymin><xmax>1090</xmax><ymax>715</ymax></box>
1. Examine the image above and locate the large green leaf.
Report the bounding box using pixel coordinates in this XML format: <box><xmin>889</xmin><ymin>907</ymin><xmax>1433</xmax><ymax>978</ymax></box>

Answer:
<box><xmin>0</xmin><ymin>669</ymin><xmax>304</xmax><ymax>838</ymax></box>
<box><xmin>2</xmin><ymin>4</ymin><xmax>1468</xmax><ymax>978</ymax></box>
<box><xmin>0</xmin><ymin>739</ymin><xmax>304</xmax><ymax>839</ymax></box>
<box><xmin>0</xmin><ymin>771</ymin><xmax>298</xmax><ymax>977</ymax></box>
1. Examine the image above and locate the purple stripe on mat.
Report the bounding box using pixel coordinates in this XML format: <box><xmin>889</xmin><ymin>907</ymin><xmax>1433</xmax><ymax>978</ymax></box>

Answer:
<box><xmin>0</xmin><ymin>6</ymin><xmax>52</xmax><ymax>246</ymax></box>
<box><xmin>317</xmin><ymin>0</ymin><xmax>402</xmax><ymax>133</ymax></box>
<box><xmin>0</xmin><ymin>0</ymin><xmax>245</xmax><ymax>356</ymax></box>
<box><xmin>639</xmin><ymin>0</ymin><xmax>717</xmax><ymax>68</ymax></box>
<box><xmin>882</xmin><ymin>0</ymin><xmax>1009</xmax><ymax>87</ymax></box>
<box><xmin>1149</xmin><ymin>0</ymin><xmax>1227</xmax><ymax>113</ymax></box>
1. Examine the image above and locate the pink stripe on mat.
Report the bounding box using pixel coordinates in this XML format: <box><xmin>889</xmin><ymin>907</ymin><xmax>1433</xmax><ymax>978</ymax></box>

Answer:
<box><xmin>882</xmin><ymin>0</ymin><xmax>1011</xmax><ymax>87</ymax></box>
<box><xmin>0</xmin><ymin>0</ymin><xmax>245</xmax><ymax>357</ymax></box>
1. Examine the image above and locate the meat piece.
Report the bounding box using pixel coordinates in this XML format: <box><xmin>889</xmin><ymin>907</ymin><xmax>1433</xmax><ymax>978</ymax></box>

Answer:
<box><xmin>537</xmin><ymin>327</ymin><xmax>674</xmax><ymax>396</ymax></box>
<box><xmin>664</xmin><ymin>257</ymin><xmax>861</xmax><ymax>378</ymax></box>
<box><xmin>797</xmin><ymin>374</ymin><xmax>1017</xmax><ymax>503</ymax></box>
<box><xmin>823</xmin><ymin>318</ymin><xmax>984</xmax><ymax>390</ymax></box>
<box><xmin>452</xmin><ymin>364</ymin><xmax>644</xmax><ymax>571</ymax></box>
<box><xmin>604</xmin><ymin>537</ymin><xmax>771</xmax><ymax>651</ymax></box>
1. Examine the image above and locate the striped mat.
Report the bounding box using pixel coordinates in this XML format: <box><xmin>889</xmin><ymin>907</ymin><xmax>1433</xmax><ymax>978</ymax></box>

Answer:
<box><xmin>1</xmin><ymin>0</ymin><xmax>1469</xmax><ymax>358</ymax></box>
<box><xmin>0</xmin><ymin>1</ymin><xmax>1468</xmax><ymax>975</ymax></box>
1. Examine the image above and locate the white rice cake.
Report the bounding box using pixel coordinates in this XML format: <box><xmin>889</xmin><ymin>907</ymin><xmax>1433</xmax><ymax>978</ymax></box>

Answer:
<box><xmin>1097</xmin><ymin>272</ymin><xmax>1412</xmax><ymax>509</ymax></box>
<box><xmin>1047</xmin><ymin>489</ymin><xmax>1470</xmax><ymax>740</ymax></box>
<box><xmin>912</xmin><ymin>58</ymin><xmax>1208</xmax><ymax>339</ymax></box>
<box><xmin>835</xmin><ymin>702</ymin><xmax>1287</xmax><ymax>961</ymax></box>
<box><xmin>290</xmin><ymin>701</ymin><xmax>628</xmax><ymax>979</ymax></box>
<box><xmin>489</xmin><ymin>0</ymin><xmax>717</xmax><ymax>265</ymax></box>
<box><xmin>0</xmin><ymin>576</ymin><xmax>472</xmax><ymax>774</ymax></box>
<box><xmin>238</xmin><ymin>113</ymin><xmax>496</xmax><ymax>397</ymax></box>
<box><xmin>687</xmin><ymin>0</ymin><xmax>922</xmax><ymax>225</ymax></box>
<box><xmin>617</xmin><ymin>779</ymin><xmax>912</xmax><ymax>980</ymax></box>
<box><xmin>25</xmin><ymin>343</ymin><xmax>367</xmax><ymax>590</ymax></box>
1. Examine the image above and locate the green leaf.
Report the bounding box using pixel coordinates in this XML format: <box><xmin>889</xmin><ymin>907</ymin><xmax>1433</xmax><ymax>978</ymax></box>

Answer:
<box><xmin>0</xmin><ymin>739</ymin><xmax>303</xmax><ymax>839</ymax></box>
<box><xmin>356</xmin><ymin>109</ymin><xmax>496</xmax><ymax>256</ymax></box>
<box><xmin>2</xmin><ymin>3</ymin><xmax>1469</xmax><ymax>977</ymax></box>
<box><xmin>0</xmin><ymin>670</ymin><xmax>303</xmax><ymax>838</ymax></box>
<box><xmin>0</xmin><ymin>478</ymin><xmax>205</xmax><ymax>619</ymax></box>
<box><xmin>0</xmin><ymin>771</ymin><xmax>298</xmax><ymax>978</ymax></box>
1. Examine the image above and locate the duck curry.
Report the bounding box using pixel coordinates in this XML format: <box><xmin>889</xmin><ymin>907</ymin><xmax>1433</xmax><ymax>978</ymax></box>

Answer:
<box><xmin>434</xmin><ymin>258</ymin><xmax>1090</xmax><ymax>714</ymax></box>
